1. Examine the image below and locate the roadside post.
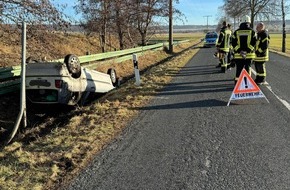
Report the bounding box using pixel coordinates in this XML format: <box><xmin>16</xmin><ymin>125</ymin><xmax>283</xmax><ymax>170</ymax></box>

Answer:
<box><xmin>7</xmin><ymin>21</ymin><xmax>27</xmax><ymax>144</ymax></box>
<box><xmin>133</xmin><ymin>54</ymin><xmax>141</xmax><ymax>86</ymax></box>
<box><xmin>86</xmin><ymin>51</ymin><xmax>90</xmax><ymax>65</ymax></box>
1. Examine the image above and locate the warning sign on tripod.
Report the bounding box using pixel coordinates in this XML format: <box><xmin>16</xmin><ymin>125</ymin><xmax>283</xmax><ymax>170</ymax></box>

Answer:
<box><xmin>227</xmin><ymin>68</ymin><xmax>269</xmax><ymax>106</ymax></box>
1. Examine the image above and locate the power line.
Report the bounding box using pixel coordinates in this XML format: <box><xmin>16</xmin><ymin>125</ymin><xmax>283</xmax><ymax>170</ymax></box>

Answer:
<box><xmin>203</xmin><ymin>15</ymin><xmax>212</xmax><ymax>31</ymax></box>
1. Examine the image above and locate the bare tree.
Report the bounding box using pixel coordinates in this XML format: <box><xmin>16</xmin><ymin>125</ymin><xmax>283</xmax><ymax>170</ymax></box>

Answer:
<box><xmin>260</xmin><ymin>0</ymin><xmax>289</xmax><ymax>53</ymax></box>
<box><xmin>76</xmin><ymin>0</ymin><xmax>112</xmax><ymax>52</ymax></box>
<box><xmin>222</xmin><ymin>0</ymin><xmax>289</xmax><ymax>52</ymax></box>
<box><xmin>222</xmin><ymin>0</ymin><xmax>275</xmax><ymax>28</ymax></box>
<box><xmin>0</xmin><ymin>0</ymin><xmax>69</xmax><ymax>49</ymax></box>
<box><xmin>0</xmin><ymin>0</ymin><xmax>67</xmax><ymax>27</ymax></box>
<box><xmin>0</xmin><ymin>1</ymin><xmax>70</xmax><ymax>61</ymax></box>
<box><xmin>129</xmin><ymin>0</ymin><xmax>164</xmax><ymax>45</ymax></box>
<box><xmin>111</xmin><ymin>0</ymin><xmax>133</xmax><ymax>50</ymax></box>
<box><xmin>76</xmin><ymin>0</ymin><xmax>182</xmax><ymax>48</ymax></box>
<box><xmin>112</xmin><ymin>0</ymin><xmax>124</xmax><ymax>49</ymax></box>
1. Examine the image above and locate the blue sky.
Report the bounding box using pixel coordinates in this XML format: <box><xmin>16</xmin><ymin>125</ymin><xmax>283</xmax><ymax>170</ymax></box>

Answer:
<box><xmin>174</xmin><ymin>0</ymin><xmax>224</xmax><ymax>25</ymax></box>
<box><xmin>57</xmin><ymin>0</ymin><xmax>225</xmax><ymax>26</ymax></box>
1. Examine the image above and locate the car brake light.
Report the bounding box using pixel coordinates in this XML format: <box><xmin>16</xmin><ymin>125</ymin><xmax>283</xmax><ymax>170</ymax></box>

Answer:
<box><xmin>55</xmin><ymin>80</ymin><xmax>63</xmax><ymax>88</ymax></box>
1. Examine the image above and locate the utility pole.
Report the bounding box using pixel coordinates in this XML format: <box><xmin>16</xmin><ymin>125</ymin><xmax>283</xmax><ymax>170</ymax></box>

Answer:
<box><xmin>203</xmin><ymin>15</ymin><xmax>212</xmax><ymax>31</ymax></box>
<box><xmin>169</xmin><ymin>0</ymin><xmax>173</xmax><ymax>53</ymax></box>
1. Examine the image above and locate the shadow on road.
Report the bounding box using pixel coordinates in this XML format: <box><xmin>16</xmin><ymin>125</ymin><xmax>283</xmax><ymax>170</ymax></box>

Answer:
<box><xmin>136</xmin><ymin>99</ymin><xmax>226</xmax><ymax>110</ymax></box>
<box><xmin>133</xmin><ymin>61</ymin><xmax>236</xmax><ymax>110</ymax></box>
<box><xmin>132</xmin><ymin>77</ymin><xmax>234</xmax><ymax>110</ymax></box>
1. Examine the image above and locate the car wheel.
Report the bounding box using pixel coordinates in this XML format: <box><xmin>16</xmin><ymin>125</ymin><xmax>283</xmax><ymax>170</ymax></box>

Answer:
<box><xmin>64</xmin><ymin>54</ymin><xmax>81</xmax><ymax>79</ymax></box>
<box><xmin>68</xmin><ymin>91</ymin><xmax>82</xmax><ymax>105</ymax></box>
<box><xmin>26</xmin><ymin>57</ymin><xmax>38</xmax><ymax>63</ymax></box>
<box><xmin>107</xmin><ymin>68</ymin><xmax>118</xmax><ymax>87</ymax></box>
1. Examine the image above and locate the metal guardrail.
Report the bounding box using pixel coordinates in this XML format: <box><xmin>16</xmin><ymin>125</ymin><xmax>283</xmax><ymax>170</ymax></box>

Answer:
<box><xmin>0</xmin><ymin>79</ymin><xmax>21</xmax><ymax>95</ymax></box>
<box><xmin>0</xmin><ymin>40</ymin><xmax>189</xmax><ymax>95</ymax></box>
<box><xmin>0</xmin><ymin>66</ymin><xmax>21</xmax><ymax>80</ymax></box>
<box><xmin>0</xmin><ymin>66</ymin><xmax>21</xmax><ymax>95</ymax></box>
<box><xmin>51</xmin><ymin>43</ymin><xmax>165</xmax><ymax>63</ymax></box>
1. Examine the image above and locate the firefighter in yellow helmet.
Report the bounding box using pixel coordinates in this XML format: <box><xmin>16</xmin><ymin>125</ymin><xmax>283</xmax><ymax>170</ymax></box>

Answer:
<box><xmin>216</xmin><ymin>21</ymin><xmax>232</xmax><ymax>73</ymax></box>
<box><xmin>232</xmin><ymin>15</ymin><xmax>257</xmax><ymax>84</ymax></box>
<box><xmin>254</xmin><ymin>22</ymin><xmax>270</xmax><ymax>85</ymax></box>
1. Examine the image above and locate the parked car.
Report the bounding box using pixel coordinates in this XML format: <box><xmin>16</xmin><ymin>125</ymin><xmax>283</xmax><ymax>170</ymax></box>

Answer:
<box><xmin>26</xmin><ymin>54</ymin><xmax>118</xmax><ymax>105</ymax></box>
<box><xmin>203</xmin><ymin>31</ymin><xmax>218</xmax><ymax>47</ymax></box>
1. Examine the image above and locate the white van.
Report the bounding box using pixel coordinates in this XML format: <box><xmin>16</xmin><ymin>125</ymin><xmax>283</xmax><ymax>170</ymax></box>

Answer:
<box><xmin>26</xmin><ymin>54</ymin><xmax>118</xmax><ymax>105</ymax></box>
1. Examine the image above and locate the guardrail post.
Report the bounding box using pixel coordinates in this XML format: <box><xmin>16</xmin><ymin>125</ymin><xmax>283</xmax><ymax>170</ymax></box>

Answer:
<box><xmin>133</xmin><ymin>54</ymin><xmax>141</xmax><ymax>86</ymax></box>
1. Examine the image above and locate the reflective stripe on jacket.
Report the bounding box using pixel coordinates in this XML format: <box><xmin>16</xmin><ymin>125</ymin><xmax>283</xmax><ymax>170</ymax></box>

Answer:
<box><xmin>255</xmin><ymin>30</ymin><xmax>270</xmax><ymax>62</ymax></box>
<box><xmin>232</xmin><ymin>23</ymin><xmax>257</xmax><ymax>59</ymax></box>
<box><xmin>216</xmin><ymin>26</ymin><xmax>232</xmax><ymax>52</ymax></box>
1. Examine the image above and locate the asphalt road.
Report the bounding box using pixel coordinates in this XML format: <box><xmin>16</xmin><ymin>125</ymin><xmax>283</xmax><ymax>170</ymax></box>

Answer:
<box><xmin>66</xmin><ymin>48</ymin><xmax>290</xmax><ymax>190</ymax></box>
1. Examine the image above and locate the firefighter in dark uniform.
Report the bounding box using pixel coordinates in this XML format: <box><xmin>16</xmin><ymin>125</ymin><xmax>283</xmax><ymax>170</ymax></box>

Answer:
<box><xmin>216</xmin><ymin>21</ymin><xmax>232</xmax><ymax>73</ymax></box>
<box><xmin>227</xmin><ymin>24</ymin><xmax>235</xmax><ymax>68</ymax></box>
<box><xmin>254</xmin><ymin>22</ymin><xmax>270</xmax><ymax>85</ymax></box>
<box><xmin>232</xmin><ymin>15</ymin><xmax>257</xmax><ymax>84</ymax></box>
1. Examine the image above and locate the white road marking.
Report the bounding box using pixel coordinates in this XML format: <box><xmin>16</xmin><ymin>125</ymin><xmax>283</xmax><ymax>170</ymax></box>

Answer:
<box><xmin>155</xmin><ymin>96</ymin><xmax>169</xmax><ymax>100</ymax></box>
<box><xmin>251</xmin><ymin>69</ymin><xmax>290</xmax><ymax>111</ymax></box>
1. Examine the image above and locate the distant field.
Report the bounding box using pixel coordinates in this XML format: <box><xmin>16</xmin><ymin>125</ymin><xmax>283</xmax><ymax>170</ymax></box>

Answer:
<box><xmin>152</xmin><ymin>32</ymin><xmax>289</xmax><ymax>53</ymax></box>
<box><xmin>269</xmin><ymin>33</ymin><xmax>290</xmax><ymax>53</ymax></box>
<box><xmin>151</xmin><ymin>32</ymin><xmax>204</xmax><ymax>41</ymax></box>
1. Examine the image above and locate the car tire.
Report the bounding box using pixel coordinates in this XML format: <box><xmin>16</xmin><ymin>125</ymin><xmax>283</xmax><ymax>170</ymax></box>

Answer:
<box><xmin>68</xmin><ymin>91</ymin><xmax>82</xmax><ymax>105</ymax></box>
<box><xmin>107</xmin><ymin>68</ymin><xmax>118</xmax><ymax>87</ymax></box>
<box><xmin>26</xmin><ymin>57</ymin><xmax>38</xmax><ymax>63</ymax></box>
<box><xmin>64</xmin><ymin>54</ymin><xmax>81</xmax><ymax>79</ymax></box>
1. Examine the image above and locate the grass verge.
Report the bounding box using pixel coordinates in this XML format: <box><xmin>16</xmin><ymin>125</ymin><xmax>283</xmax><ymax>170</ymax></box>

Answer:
<box><xmin>269</xmin><ymin>33</ymin><xmax>290</xmax><ymax>54</ymax></box>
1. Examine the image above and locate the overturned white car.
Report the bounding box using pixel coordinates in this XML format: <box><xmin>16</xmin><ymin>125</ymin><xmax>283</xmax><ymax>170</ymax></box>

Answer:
<box><xmin>26</xmin><ymin>54</ymin><xmax>118</xmax><ymax>105</ymax></box>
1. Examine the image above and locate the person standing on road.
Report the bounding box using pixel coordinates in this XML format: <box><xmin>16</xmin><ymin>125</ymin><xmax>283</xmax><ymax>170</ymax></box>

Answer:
<box><xmin>254</xmin><ymin>22</ymin><xmax>270</xmax><ymax>85</ymax></box>
<box><xmin>227</xmin><ymin>23</ymin><xmax>235</xmax><ymax>69</ymax></box>
<box><xmin>232</xmin><ymin>15</ymin><xmax>257</xmax><ymax>84</ymax></box>
<box><xmin>216</xmin><ymin>21</ymin><xmax>232</xmax><ymax>73</ymax></box>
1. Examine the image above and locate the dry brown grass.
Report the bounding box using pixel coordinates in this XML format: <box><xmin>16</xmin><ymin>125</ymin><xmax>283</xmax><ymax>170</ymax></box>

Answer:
<box><xmin>0</xmin><ymin>34</ymin><xmax>202</xmax><ymax>190</ymax></box>
<box><xmin>0</xmin><ymin>31</ymin><xmax>115</xmax><ymax>67</ymax></box>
